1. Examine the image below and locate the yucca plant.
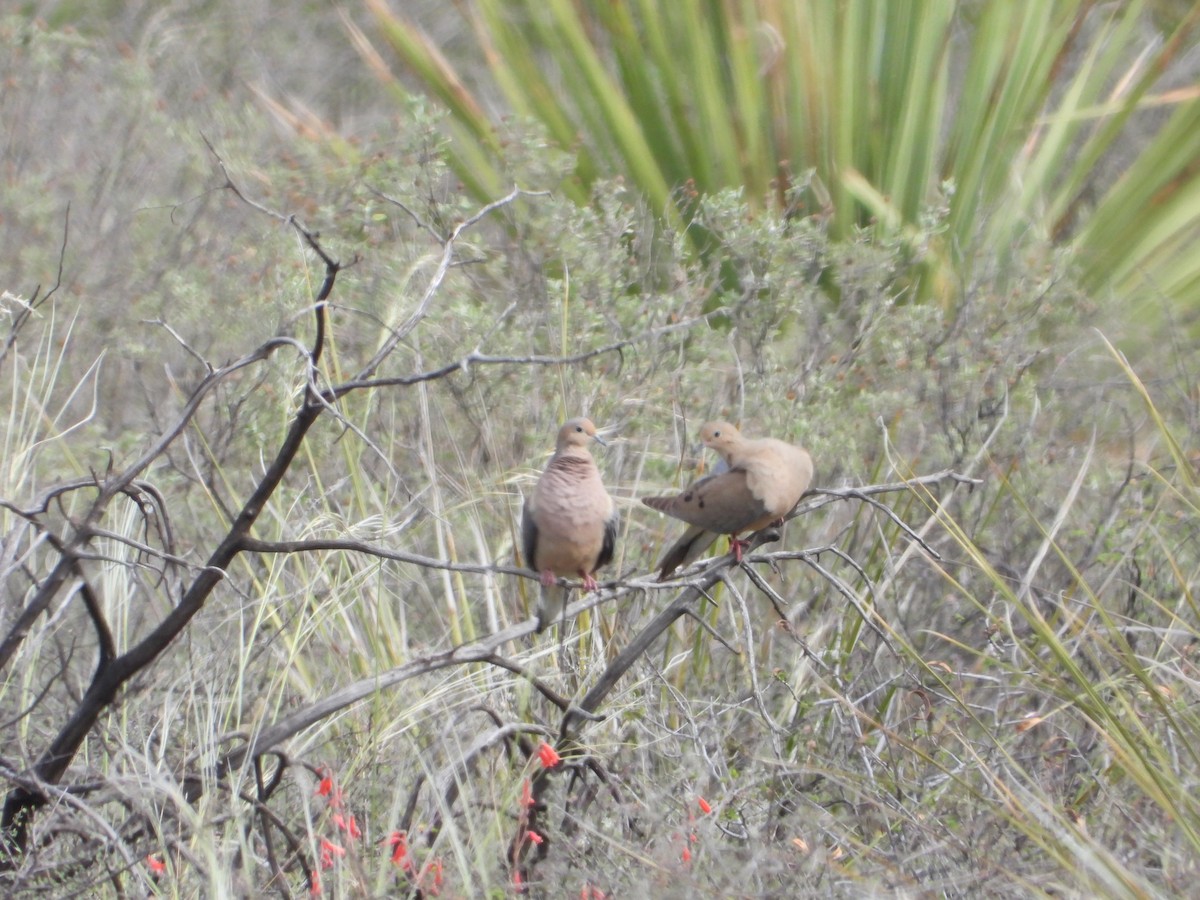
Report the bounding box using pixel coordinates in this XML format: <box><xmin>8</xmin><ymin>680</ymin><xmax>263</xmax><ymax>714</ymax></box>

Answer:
<box><xmin>357</xmin><ymin>0</ymin><xmax>1200</xmax><ymax>314</ymax></box>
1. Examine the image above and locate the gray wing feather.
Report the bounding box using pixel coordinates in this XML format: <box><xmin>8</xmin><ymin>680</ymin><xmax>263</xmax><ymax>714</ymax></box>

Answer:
<box><xmin>596</xmin><ymin>509</ymin><xmax>618</xmax><ymax>571</ymax></box>
<box><xmin>521</xmin><ymin>497</ymin><xmax>539</xmax><ymax>572</ymax></box>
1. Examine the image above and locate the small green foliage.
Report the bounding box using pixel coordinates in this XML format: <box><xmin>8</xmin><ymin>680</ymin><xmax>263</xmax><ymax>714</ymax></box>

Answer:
<box><xmin>2</xmin><ymin>5</ymin><xmax>1200</xmax><ymax>898</ymax></box>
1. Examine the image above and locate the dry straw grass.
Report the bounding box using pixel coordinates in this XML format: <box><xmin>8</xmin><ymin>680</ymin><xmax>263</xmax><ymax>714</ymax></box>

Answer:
<box><xmin>2</xmin><ymin>5</ymin><xmax>1199</xmax><ymax>897</ymax></box>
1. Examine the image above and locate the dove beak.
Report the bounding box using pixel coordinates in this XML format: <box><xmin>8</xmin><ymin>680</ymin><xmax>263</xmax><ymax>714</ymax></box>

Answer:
<box><xmin>592</xmin><ymin>426</ymin><xmax>616</xmax><ymax>447</ymax></box>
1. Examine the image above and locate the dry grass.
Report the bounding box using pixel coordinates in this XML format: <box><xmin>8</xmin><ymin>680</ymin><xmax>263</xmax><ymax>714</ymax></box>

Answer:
<box><xmin>2</xmin><ymin>6</ymin><xmax>1199</xmax><ymax>898</ymax></box>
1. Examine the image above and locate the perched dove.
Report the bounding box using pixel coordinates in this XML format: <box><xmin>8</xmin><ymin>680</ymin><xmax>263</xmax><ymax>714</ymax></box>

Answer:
<box><xmin>522</xmin><ymin>418</ymin><xmax>618</xmax><ymax>632</ymax></box>
<box><xmin>642</xmin><ymin>421</ymin><xmax>813</xmax><ymax>580</ymax></box>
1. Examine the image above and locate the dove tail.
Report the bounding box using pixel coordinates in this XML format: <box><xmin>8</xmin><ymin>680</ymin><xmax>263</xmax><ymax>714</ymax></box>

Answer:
<box><xmin>641</xmin><ymin>496</ymin><xmax>673</xmax><ymax>513</ymax></box>
<box><xmin>535</xmin><ymin>583</ymin><xmax>568</xmax><ymax>633</ymax></box>
<box><xmin>657</xmin><ymin>527</ymin><xmax>721</xmax><ymax>581</ymax></box>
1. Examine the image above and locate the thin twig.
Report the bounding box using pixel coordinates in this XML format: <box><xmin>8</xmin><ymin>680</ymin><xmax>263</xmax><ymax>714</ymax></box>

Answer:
<box><xmin>355</xmin><ymin>187</ymin><xmax>539</xmax><ymax>379</ymax></box>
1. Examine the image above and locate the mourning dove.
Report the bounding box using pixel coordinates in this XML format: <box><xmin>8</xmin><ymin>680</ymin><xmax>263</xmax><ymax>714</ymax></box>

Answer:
<box><xmin>522</xmin><ymin>418</ymin><xmax>618</xmax><ymax>631</ymax></box>
<box><xmin>642</xmin><ymin>421</ymin><xmax>813</xmax><ymax>580</ymax></box>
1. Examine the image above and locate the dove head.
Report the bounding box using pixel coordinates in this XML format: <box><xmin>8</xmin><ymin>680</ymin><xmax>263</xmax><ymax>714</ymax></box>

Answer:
<box><xmin>556</xmin><ymin>417</ymin><xmax>606</xmax><ymax>453</ymax></box>
<box><xmin>699</xmin><ymin>421</ymin><xmax>742</xmax><ymax>461</ymax></box>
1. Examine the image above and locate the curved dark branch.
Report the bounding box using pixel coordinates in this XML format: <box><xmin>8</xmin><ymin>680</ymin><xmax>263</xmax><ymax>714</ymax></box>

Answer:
<box><xmin>105</xmin><ymin>336</ymin><xmax>308</xmax><ymax>504</ymax></box>
<box><xmin>0</xmin><ymin>553</ymin><xmax>76</xmax><ymax>674</ymax></box>
<box><xmin>0</xmin><ymin>342</ymin><xmax>303</xmax><ymax>681</ymax></box>
<box><xmin>72</xmin><ymin>566</ymin><xmax>115</xmax><ymax>670</ymax></box>
<box><xmin>0</xmin><ymin>266</ymin><xmax>338</xmax><ymax>863</ymax></box>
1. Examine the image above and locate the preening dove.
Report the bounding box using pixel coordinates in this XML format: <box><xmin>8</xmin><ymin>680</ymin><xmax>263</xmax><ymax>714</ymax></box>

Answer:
<box><xmin>522</xmin><ymin>418</ymin><xmax>618</xmax><ymax>632</ymax></box>
<box><xmin>642</xmin><ymin>421</ymin><xmax>813</xmax><ymax>580</ymax></box>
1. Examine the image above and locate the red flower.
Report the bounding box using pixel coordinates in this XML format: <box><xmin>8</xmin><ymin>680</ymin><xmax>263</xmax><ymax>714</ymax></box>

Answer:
<box><xmin>145</xmin><ymin>854</ymin><xmax>165</xmax><ymax>877</ymax></box>
<box><xmin>424</xmin><ymin>856</ymin><xmax>444</xmax><ymax>892</ymax></box>
<box><xmin>681</xmin><ymin>845</ymin><xmax>692</xmax><ymax>863</ymax></box>
<box><xmin>319</xmin><ymin>838</ymin><xmax>345</xmax><ymax>870</ymax></box>
<box><xmin>315</xmin><ymin>770</ymin><xmax>344</xmax><ymax>809</ymax></box>
<box><xmin>527</xmin><ymin>829</ymin><xmax>544</xmax><ymax>845</ymax></box>
<box><xmin>536</xmin><ymin>741</ymin><xmax>561</xmax><ymax>768</ymax></box>
<box><xmin>698</xmin><ymin>796</ymin><xmax>712</xmax><ymax>815</ymax></box>
<box><xmin>333</xmin><ymin>812</ymin><xmax>361</xmax><ymax>840</ymax></box>
<box><xmin>309</xmin><ymin>872</ymin><xmax>322</xmax><ymax>896</ymax></box>
<box><xmin>385</xmin><ymin>830</ymin><xmax>412</xmax><ymax>869</ymax></box>
<box><xmin>521</xmin><ymin>779</ymin><xmax>534</xmax><ymax>807</ymax></box>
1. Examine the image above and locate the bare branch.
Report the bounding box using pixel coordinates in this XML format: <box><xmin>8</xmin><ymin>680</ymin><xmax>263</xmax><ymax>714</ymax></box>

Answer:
<box><xmin>367</xmin><ymin>184</ymin><xmax>446</xmax><ymax>242</ymax></box>
<box><xmin>433</xmin><ymin>721</ymin><xmax>549</xmax><ymax>831</ymax></box>
<box><xmin>801</xmin><ymin>469</ymin><xmax>982</xmax><ymax>562</ymax></box>
<box><xmin>0</xmin><ymin>206</ymin><xmax>68</xmax><ymax>369</ymax></box>
<box><xmin>477</xmin><ymin>653</ymin><xmax>577</xmax><ymax>713</ymax></box>
<box><xmin>355</xmin><ymin>186</ymin><xmax>542</xmax><ymax>380</ymax></box>
<box><xmin>721</xmin><ymin>572</ymin><xmax>787</xmax><ymax>744</ymax></box>
<box><xmin>73</xmin><ymin>567</ymin><xmax>114</xmax><ymax>670</ymax></box>
<box><xmin>336</xmin><ymin>314</ymin><xmax>712</xmax><ymax>394</ymax></box>
<box><xmin>0</xmin><ymin>159</ymin><xmax>349</xmax><ymax>856</ymax></box>
<box><xmin>217</xmin><ymin>621</ymin><xmax>533</xmax><ymax>775</ymax></box>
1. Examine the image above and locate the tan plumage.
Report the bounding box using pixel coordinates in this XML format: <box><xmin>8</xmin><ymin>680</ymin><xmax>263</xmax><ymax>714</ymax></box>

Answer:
<box><xmin>522</xmin><ymin>418</ymin><xmax>618</xmax><ymax>631</ymax></box>
<box><xmin>642</xmin><ymin>421</ymin><xmax>813</xmax><ymax>580</ymax></box>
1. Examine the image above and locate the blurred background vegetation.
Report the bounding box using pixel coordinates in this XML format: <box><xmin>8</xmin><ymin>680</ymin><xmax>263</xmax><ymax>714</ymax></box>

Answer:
<box><xmin>2</xmin><ymin>0</ymin><xmax>1200</xmax><ymax>896</ymax></box>
<box><xmin>363</xmin><ymin>0</ymin><xmax>1200</xmax><ymax>314</ymax></box>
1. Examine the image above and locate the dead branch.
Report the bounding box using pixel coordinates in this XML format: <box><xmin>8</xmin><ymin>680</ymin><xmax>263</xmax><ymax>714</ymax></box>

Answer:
<box><xmin>0</xmin><ymin>157</ymin><xmax>353</xmax><ymax>861</ymax></box>
<box><xmin>0</xmin><ymin>205</ymin><xmax>68</xmax><ymax>370</ymax></box>
<box><xmin>0</xmin><ymin>148</ymin><xmax>558</xmax><ymax>865</ymax></box>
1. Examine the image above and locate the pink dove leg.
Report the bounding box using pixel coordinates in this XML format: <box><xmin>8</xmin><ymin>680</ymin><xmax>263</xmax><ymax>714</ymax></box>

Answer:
<box><xmin>730</xmin><ymin>537</ymin><xmax>749</xmax><ymax>562</ymax></box>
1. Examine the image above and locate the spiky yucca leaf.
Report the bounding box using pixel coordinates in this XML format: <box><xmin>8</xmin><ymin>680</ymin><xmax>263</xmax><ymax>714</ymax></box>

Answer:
<box><xmin>360</xmin><ymin>0</ymin><xmax>1200</xmax><ymax>315</ymax></box>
